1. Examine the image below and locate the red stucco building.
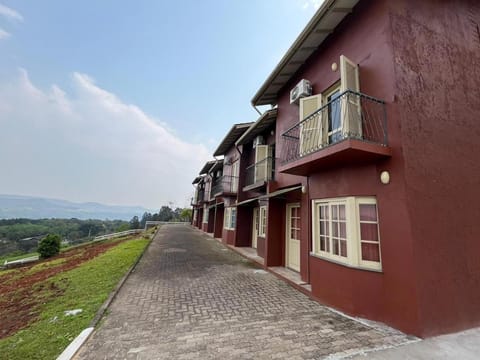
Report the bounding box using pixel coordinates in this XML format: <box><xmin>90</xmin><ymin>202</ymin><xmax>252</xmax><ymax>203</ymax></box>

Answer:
<box><xmin>192</xmin><ymin>0</ymin><xmax>480</xmax><ymax>338</ymax></box>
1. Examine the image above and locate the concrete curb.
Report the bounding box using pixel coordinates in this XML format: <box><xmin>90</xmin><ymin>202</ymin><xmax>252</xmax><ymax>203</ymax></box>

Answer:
<box><xmin>56</xmin><ymin>228</ymin><xmax>158</xmax><ymax>360</ymax></box>
<box><xmin>57</xmin><ymin>328</ymin><xmax>94</xmax><ymax>360</ymax></box>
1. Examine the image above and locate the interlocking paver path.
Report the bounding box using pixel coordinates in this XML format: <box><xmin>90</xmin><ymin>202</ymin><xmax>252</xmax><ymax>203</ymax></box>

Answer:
<box><xmin>76</xmin><ymin>225</ymin><xmax>413</xmax><ymax>359</ymax></box>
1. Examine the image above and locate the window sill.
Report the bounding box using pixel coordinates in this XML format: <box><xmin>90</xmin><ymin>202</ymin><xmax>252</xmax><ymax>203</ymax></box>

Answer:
<box><xmin>309</xmin><ymin>252</ymin><xmax>383</xmax><ymax>273</ymax></box>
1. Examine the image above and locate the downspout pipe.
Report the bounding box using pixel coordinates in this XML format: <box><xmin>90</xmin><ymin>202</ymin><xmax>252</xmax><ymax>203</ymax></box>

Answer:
<box><xmin>252</xmin><ymin>103</ymin><xmax>262</xmax><ymax>116</ymax></box>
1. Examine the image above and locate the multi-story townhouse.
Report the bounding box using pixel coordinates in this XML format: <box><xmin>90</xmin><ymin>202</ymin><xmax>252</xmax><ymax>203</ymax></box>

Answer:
<box><xmin>209</xmin><ymin>123</ymin><xmax>252</xmax><ymax>244</ymax></box>
<box><xmin>249</xmin><ymin>0</ymin><xmax>480</xmax><ymax>337</ymax></box>
<box><xmin>233</xmin><ymin>109</ymin><xmax>279</xmax><ymax>262</ymax></box>
<box><xmin>192</xmin><ymin>0</ymin><xmax>480</xmax><ymax>338</ymax></box>
<box><xmin>191</xmin><ymin>161</ymin><xmax>215</xmax><ymax>232</ymax></box>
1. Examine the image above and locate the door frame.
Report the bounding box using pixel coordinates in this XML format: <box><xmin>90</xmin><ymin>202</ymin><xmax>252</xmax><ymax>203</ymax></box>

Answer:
<box><xmin>252</xmin><ymin>207</ymin><xmax>259</xmax><ymax>249</ymax></box>
<box><xmin>285</xmin><ymin>203</ymin><xmax>301</xmax><ymax>272</ymax></box>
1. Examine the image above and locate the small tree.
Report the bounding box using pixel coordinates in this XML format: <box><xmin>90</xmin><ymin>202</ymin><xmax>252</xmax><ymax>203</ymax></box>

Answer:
<box><xmin>180</xmin><ymin>208</ymin><xmax>192</xmax><ymax>222</ymax></box>
<box><xmin>38</xmin><ymin>234</ymin><xmax>61</xmax><ymax>259</ymax></box>
<box><xmin>129</xmin><ymin>216</ymin><xmax>140</xmax><ymax>229</ymax></box>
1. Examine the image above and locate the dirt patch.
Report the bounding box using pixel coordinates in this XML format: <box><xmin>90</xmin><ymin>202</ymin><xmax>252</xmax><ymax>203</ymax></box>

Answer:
<box><xmin>0</xmin><ymin>239</ymin><xmax>127</xmax><ymax>339</ymax></box>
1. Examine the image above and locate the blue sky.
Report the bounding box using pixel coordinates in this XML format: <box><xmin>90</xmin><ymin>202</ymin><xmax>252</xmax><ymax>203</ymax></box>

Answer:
<box><xmin>0</xmin><ymin>1</ymin><xmax>322</xmax><ymax>210</ymax></box>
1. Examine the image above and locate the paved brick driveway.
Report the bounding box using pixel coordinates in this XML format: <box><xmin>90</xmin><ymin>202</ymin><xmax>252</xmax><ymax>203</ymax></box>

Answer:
<box><xmin>76</xmin><ymin>225</ymin><xmax>412</xmax><ymax>359</ymax></box>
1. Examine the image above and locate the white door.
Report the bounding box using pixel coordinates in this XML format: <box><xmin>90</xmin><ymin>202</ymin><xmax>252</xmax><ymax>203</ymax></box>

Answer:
<box><xmin>252</xmin><ymin>207</ymin><xmax>259</xmax><ymax>249</ymax></box>
<box><xmin>286</xmin><ymin>204</ymin><xmax>301</xmax><ymax>272</ymax></box>
<box><xmin>340</xmin><ymin>55</ymin><xmax>362</xmax><ymax>138</ymax></box>
<box><xmin>299</xmin><ymin>94</ymin><xmax>323</xmax><ymax>155</ymax></box>
<box><xmin>254</xmin><ymin>145</ymin><xmax>268</xmax><ymax>183</ymax></box>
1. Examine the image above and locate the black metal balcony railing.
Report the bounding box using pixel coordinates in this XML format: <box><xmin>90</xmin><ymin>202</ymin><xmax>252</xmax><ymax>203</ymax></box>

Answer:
<box><xmin>244</xmin><ymin>157</ymin><xmax>275</xmax><ymax>187</ymax></box>
<box><xmin>280</xmin><ymin>90</ymin><xmax>387</xmax><ymax>164</ymax></box>
<box><xmin>211</xmin><ymin>175</ymin><xmax>239</xmax><ymax>197</ymax></box>
<box><xmin>193</xmin><ymin>189</ymin><xmax>205</xmax><ymax>205</ymax></box>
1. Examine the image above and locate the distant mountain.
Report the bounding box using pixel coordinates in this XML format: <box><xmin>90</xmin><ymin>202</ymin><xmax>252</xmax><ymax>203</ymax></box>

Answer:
<box><xmin>0</xmin><ymin>194</ymin><xmax>152</xmax><ymax>220</ymax></box>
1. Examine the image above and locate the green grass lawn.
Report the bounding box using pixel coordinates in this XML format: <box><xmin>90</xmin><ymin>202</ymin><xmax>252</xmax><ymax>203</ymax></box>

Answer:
<box><xmin>0</xmin><ymin>235</ymin><xmax>151</xmax><ymax>360</ymax></box>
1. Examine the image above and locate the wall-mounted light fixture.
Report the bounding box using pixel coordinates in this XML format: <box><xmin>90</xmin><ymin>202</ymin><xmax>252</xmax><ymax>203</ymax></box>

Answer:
<box><xmin>380</xmin><ymin>171</ymin><xmax>390</xmax><ymax>185</ymax></box>
<box><xmin>331</xmin><ymin>62</ymin><xmax>338</xmax><ymax>72</ymax></box>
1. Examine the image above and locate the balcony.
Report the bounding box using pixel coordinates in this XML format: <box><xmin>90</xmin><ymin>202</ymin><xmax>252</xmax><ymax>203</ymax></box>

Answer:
<box><xmin>243</xmin><ymin>157</ymin><xmax>275</xmax><ymax>191</ymax></box>
<box><xmin>211</xmin><ymin>175</ymin><xmax>239</xmax><ymax>198</ymax></box>
<box><xmin>279</xmin><ymin>90</ymin><xmax>391</xmax><ymax>176</ymax></box>
<box><xmin>191</xmin><ymin>189</ymin><xmax>206</xmax><ymax>206</ymax></box>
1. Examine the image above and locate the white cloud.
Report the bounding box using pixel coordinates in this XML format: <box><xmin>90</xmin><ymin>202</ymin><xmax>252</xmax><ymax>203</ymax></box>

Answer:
<box><xmin>0</xmin><ymin>69</ymin><xmax>211</xmax><ymax>209</ymax></box>
<box><xmin>0</xmin><ymin>4</ymin><xmax>23</xmax><ymax>22</ymax></box>
<box><xmin>0</xmin><ymin>27</ymin><xmax>9</xmax><ymax>39</ymax></box>
<box><xmin>300</xmin><ymin>0</ymin><xmax>324</xmax><ymax>10</ymax></box>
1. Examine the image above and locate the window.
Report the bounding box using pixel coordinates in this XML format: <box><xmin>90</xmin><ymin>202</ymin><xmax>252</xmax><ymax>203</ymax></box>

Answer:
<box><xmin>231</xmin><ymin>208</ymin><xmax>237</xmax><ymax>229</ymax></box>
<box><xmin>231</xmin><ymin>161</ymin><xmax>239</xmax><ymax>192</ymax></box>
<box><xmin>224</xmin><ymin>208</ymin><xmax>229</xmax><ymax>229</ymax></box>
<box><xmin>259</xmin><ymin>206</ymin><xmax>267</xmax><ymax>237</ymax></box>
<box><xmin>324</xmin><ymin>85</ymin><xmax>342</xmax><ymax>144</ymax></box>
<box><xmin>224</xmin><ymin>207</ymin><xmax>236</xmax><ymax>230</ymax></box>
<box><xmin>312</xmin><ymin>197</ymin><xmax>381</xmax><ymax>271</ymax></box>
<box><xmin>254</xmin><ymin>145</ymin><xmax>268</xmax><ymax>182</ymax></box>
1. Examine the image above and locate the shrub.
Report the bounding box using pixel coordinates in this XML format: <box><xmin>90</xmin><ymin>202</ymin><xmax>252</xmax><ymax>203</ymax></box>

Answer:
<box><xmin>38</xmin><ymin>234</ymin><xmax>61</xmax><ymax>259</ymax></box>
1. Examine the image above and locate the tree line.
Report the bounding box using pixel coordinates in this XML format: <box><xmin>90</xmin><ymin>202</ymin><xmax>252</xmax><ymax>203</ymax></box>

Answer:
<box><xmin>129</xmin><ymin>206</ymin><xmax>192</xmax><ymax>229</ymax></box>
<box><xmin>0</xmin><ymin>218</ymin><xmax>129</xmax><ymax>257</ymax></box>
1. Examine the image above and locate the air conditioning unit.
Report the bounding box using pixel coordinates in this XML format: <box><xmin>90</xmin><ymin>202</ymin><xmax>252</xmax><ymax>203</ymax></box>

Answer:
<box><xmin>290</xmin><ymin>79</ymin><xmax>312</xmax><ymax>104</ymax></box>
<box><xmin>253</xmin><ymin>135</ymin><xmax>265</xmax><ymax>148</ymax></box>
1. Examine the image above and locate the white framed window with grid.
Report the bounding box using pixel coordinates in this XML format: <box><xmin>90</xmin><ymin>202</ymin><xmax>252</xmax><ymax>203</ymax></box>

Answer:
<box><xmin>224</xmin><ymin>207</ymin><xmax>236</xmax><ymax>230</ymax></box>
<box><xmin>312</xmin><ymin>197</ymin><xmax>381</xmax><ymax>271</ymax></box>
<box><xmin>259</xmin><ymin>206</ymin><xmax>267</xmax><ymax>237</ymax></box>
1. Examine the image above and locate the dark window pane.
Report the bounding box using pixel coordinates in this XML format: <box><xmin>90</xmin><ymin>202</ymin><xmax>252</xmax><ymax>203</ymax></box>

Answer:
<box><xmin>332</xmin><ymin>222</ymin><xmax>339</xmax><ymax>237</ymax></box>
<box><xmin>360</xmin><ymin>223</ymin><xmax>379</xmax><ymax>241</ymax></box>
<box><xmin>339</xmin><ymin>205</ymin><xmax>346</xmax><ymax>221</ymax></box>
<box><xmin>359</xmin><ymin>204</ymin><xmax>377</xmax><ymax>222</ymax></box>
<box><xmin>340</xmin><ymin>222</ymin><xmax>346</xmax><ymax>238</ymax></box>
<box><xmin>320</xmin><ymin>236</ymin><xmax>326</xmax><ymax>251</ymax></box>
<box><xmin>332</xmin><ymin>239</ymin><xmax>339</xmax><ymax>255</ymax></box>
<box><xmin>361</xmin><ymin>243</ymin><xmax>380</xmax><ymax>262</ymax></box>
<box><xmin>340</xmin><ymin>240</ymin><xmax>347</xmax><ymax>257</ymax></box>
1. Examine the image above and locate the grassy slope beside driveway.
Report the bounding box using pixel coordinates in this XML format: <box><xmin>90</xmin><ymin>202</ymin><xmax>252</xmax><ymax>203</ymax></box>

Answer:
<box><xmin>0</xmin><ymin>235</ymin><xmax>151</xmax><ymax>360</ymax></box>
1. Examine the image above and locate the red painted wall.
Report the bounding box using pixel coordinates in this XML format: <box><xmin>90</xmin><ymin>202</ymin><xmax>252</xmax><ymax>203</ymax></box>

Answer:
<box><xmin>388</xmin><ymin>0</ymin><xmax>480</xmax><ymax>337</ymax></box>
<box><xmin>256</xmin><ymin>237</ymin><xmax>265</xmax><ymax>258</ymax></box>
<box><xmin>273</xmin><ymin>0</ymin><xmax>420</xmax><ymax>335</ymax></box>
<box><xmin>222</xmin><ymin>229</ymin><xmax>236</xmax><ymax>246</ymax></box>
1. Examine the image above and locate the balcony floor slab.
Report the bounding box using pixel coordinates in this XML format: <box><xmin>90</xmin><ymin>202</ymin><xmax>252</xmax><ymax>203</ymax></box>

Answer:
<box><xmin>279</xmin><ymin>139</ymin><xmax>391</xmax><ymax>176</ymax></box>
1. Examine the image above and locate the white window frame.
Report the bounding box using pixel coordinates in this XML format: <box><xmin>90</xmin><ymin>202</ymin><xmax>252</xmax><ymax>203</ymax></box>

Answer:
<box><xmin>224</xmin><ymin>207</ymin><xmax>236</xmax><ymax>230</ymax></box>
<box><xmin>311</xmin><ymin>196</ymin><xmax>381</xmax><ymax>271</ymax></box>
<box><xmin>230</xmin><ymin>208</ymin><xmax>237</xmax><ymax>229</ymax></box>
<box><xmin>259</xmin><ymin>206</ymin><xmax>267</xmax><ymax>237</ymax></box>
<box><xmin>231</xmin><ymin>161</ymin><xmax>239</xmax><ymax>192</ymax></box>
